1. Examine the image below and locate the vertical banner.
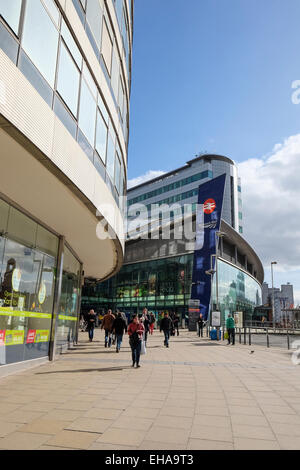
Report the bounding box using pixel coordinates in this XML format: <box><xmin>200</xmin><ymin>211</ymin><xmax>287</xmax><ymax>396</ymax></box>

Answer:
<box><xmin>190</xmin><ymin>174</ymin><xmax>226</xmax><ymax>329</ymax></box>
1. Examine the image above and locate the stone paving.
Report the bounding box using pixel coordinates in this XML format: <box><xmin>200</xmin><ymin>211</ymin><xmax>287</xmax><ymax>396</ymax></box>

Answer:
<box><xmin>0</xmin><ymin>329</ymin><xmax>300</xmax><ymax>450</ymax></box>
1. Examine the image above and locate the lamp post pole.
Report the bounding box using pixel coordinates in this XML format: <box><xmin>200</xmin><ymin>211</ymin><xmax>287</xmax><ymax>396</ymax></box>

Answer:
<box><xmin>271</xmin><ymin>261</ymin><xmax>277</xmax><ymax>331</ymax></box>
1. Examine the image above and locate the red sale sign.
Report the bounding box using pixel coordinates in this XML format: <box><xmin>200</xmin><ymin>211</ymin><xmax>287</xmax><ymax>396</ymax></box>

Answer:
<box><xmin>26</xmin><ymin>330</ymin><xmax>36</xmax><ymax>344</ymax></box>
<box><xmin>0</xmin><ymin>330</ymin><xmax>5</xmax><ymax>346</ymax></box>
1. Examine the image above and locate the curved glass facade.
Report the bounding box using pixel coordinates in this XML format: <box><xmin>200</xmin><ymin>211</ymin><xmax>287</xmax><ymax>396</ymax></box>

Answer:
<box><xmin>212</xmin><ymin>259</ymin><xmax>262</xmax><ymax>325</ymax></box>
<box><xmin>81</xmin><ymin>255</ymin><xmax>262</xmax><ymax>324</ymax></box>
<box><xmin>0</xmin><ymin>0</ymin><xmax>132</xmax><ymax>209</ymax></box>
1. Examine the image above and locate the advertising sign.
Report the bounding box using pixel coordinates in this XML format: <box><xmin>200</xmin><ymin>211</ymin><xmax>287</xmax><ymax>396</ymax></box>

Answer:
<box><xmin>211</xmin><ymin>311</ymin><xmax>221</xmax><ymax>327</ymax></box>
<box><xmin>26</xmin><ymin>330</ymin><xmax>36</xmax><ymax>344</ymax></box>
<box><xmin>191</xmin><ymin>174</ymin><xmax>226</xmax><ymax>327</ymax></box>
<box><xmin>234</xmin><ymin>312</ymin><xmax>244</xmax><ymax>328</ymax></box>
<box><xmin>0</xmin><ymin>330</ymin><xmax>5</xmax><ymax>346</ymax></box>
<box><xmin>5</xmin><ymin>330</ymin><xmax>24</xmax><ymax>346</ymax></box>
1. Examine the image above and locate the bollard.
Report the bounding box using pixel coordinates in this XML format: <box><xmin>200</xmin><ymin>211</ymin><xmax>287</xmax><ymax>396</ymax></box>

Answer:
<box><xmin>249</xmin><ymin>327</ymin><xmax>251</xmax><ymax>346</ymax></box>
<box><xmin>266</xmin><ymin>328</ymin><xmax>269</xmax><ymax>348</ymax></box>
<box><xmin>239</xmin><ymin>327</ymin><xmax>242</xmax><ymax>344</ymax></box>
<box><xmin>287</xmin><ymin>330</ymin><xmax>290</xmax><ymax>350</ymax></box>
<box><xmin>244</xmin><ymin>327</ymin><xmax>246</xmax><ymax>345</ymax></box>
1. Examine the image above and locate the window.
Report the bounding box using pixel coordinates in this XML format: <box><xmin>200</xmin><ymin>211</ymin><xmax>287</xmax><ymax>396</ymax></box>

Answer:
<box><xmin>101</xmin><ymin>19</ymin><xmax>112</xmax><ymax>75</ymax></box>
<box><xmin>111</xmin><ymin>45</ymin><xmax>120</xmax><ymax>99</ymax></box>
<box><xmin>61</xmin><ymin>20</ymin><xmax>82</xmax><ymax>68</ymax></box>
<box><xmin>115</xmin><ymin>153</ymin><xmax>121</xmax><ymax>194</ymax></box>
<box><xmin>86</xmin><ymin>0</ymin><xmax>103</xmax><ymax>48</ymax></box>
<box><xmin>95</xmin><ymin>109</ymin><xmax>108</xmax><ymax>164</ymax></box>
<box><xmin>0</xmin><ymin>0</ymin><xmax>22</xmax><ymax>35</ymax></box>
<box><xmin>22</xmin><ymin>0</ymin><xmax>59</xmax><ymax>87</ymax></box>
<box><xmin>106</xmin><ymin>131</ymin><xmax>115</xmax><ymax>182</ymax></box>
<box><xmin>57</xmin><ymin>42</ymin><xmax>80</xmax><ymax>117</ymax></box>
<box><xmin>78</xmin><ymin>78</ymin><xmax>97</xmax><ymax>145</ymax></box>
<box><xmin>42</xmin><ymin>0</ymin><xmax>60</xmax><ymax>27</ymax></box>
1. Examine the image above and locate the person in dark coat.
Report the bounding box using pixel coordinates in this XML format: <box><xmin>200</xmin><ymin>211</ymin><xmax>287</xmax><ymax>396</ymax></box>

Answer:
<box><xmin>160</xmin><ymin>313</ymin><xmax>173</xmax><ymax>348</ymax></box>
<box><xmin>112</xmin><ymin>312</ymin><xmax>127</xmax><ymax>353</ymax></box>
<box><xmin>87</xmin><ymin>309</ymin><xmax>97</xmax><ymax>342</ymax></box>
<box><xmin>197</xmin><ymin>314</ymin><xmax>205</xmax><ymax>337</ymax></box>
<box><xmin>173</xmin><ymin>314</ymin><xmax>180</xmax><ymax>336</ymax></box>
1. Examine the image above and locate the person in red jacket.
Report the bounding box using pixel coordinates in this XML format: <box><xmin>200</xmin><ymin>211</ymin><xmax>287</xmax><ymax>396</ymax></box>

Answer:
<box><xmin>128</xmin><ymin>315</ymin><xmax>145</xmax><ymax>368</ymax></box>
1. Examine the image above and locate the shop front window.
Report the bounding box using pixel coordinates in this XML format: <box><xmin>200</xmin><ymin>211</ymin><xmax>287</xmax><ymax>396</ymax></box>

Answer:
<box><xmin>56</xmin><ymin>246</ymin><xmax>81</xmax><ymax>353</ymax></box>
<box><xmin>0</xmin><ymin>204</ymin><xmax>58</xmax><ymax>365</ymax></box>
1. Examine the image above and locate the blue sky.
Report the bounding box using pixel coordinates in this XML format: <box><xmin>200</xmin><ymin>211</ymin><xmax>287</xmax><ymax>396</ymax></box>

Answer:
<box><xmin>127</xmin><ymin>0</ymin><xmax>300</xmax><ymax>302</ymax></box>
<box><xmin>128</xmin><ymin>0</ymin><xmax>300</xmax><ymax>172</ymax></box>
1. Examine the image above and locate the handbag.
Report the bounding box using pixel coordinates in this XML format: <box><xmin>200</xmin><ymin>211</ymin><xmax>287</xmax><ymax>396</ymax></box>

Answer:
<box><xmin>140</xmin><ymin>340</ymin><xmax>146</xmax><ymax>355</ymax></box>
<box><xmin>224</xmin><ymin>331</ymin><xmax>229</xmax><ymax>340</ymax></box>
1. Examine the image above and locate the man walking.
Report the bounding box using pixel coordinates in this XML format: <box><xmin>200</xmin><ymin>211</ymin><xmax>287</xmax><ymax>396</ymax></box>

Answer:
<box><xmin>226</xmin><ymin>313</ymin><xmax>236</xmax><ymax>345</ymax></box>
<box><xmin>87</xmin><ymin>309</ymin><xmax>96</xmax><ymax>342</ymax></box>
<box><xmin>112</xmin><ymin>312</ymin><xmax>127</xmax><ymax>353</ymax></box>
<box><xmin>101</xmin><ymin>309</ymin><xmax>115</xmax><ymax>348</ymax></box>
<box><xmin>160</xmin><ymin>312</ymin><xmax>173</xmax><ymax>348</ymax></box>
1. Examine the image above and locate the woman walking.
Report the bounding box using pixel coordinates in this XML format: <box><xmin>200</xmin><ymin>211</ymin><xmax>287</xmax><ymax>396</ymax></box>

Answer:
<box><xmin>128</xmin><ymin>315</ymin><xmax>145</xmax><ymax>368</ymax></box>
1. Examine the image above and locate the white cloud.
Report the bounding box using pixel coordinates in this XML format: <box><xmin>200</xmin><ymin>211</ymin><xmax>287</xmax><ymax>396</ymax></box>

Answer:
<box><xmin>127</xmin><ymin>170</ymin><xmax>166</xmax><ymax>189</ymax></box>
<box><xmin>238</xmin><ymin>134</ymin><xmax>300</xmax><ymax>295</ymax></box>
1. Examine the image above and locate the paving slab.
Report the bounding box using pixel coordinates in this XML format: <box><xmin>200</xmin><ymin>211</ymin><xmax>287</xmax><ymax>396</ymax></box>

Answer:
<box><xmin>0</xmin><ymin>329</ymin><xmax>300</xmax><ymax>450</ymax></box>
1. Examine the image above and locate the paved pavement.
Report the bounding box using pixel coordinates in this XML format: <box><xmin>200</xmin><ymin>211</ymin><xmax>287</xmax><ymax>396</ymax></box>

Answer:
<box><xmin>0</xmin><ymin>329</ymin><xmax>300</xmax><ymax>450</ymax></box>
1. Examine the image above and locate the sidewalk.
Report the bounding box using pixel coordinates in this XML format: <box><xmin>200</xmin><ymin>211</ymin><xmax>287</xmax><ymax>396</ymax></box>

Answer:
<box><xmin>0</xmin><ymin>329</ymin><xmax>300</xmax><ymax>450</ymax></box>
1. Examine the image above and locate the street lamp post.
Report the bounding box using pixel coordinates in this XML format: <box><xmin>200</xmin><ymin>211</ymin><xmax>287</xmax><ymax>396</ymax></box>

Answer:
<box><xmin>271</xmin><ymin>261</ymin><xmax>277</xmax><ymax>331</ymax></box>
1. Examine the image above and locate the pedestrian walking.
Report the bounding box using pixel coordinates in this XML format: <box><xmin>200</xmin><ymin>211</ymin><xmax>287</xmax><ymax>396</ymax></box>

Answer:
<box><xmin>128</xmin><ymin>314</ymin><xmax>145</xmax><ymax>368</ymax></box>
<box><xmin>160</xmin><ymin>312</ymin><xmax>173</xmax><ymax>348</ymax></box>
<box><xmin>112</xmin><ymin>312</ymin><xmax>127</xmax><ymax>353</ymax></box>
<box><xmin>173</xmin><ymin>313</ymin><xmax>180</xmax><ymax>336</ymax></box>
<box><xmin>149</xmin><ymin>312</ymin><xmax>156</xmax><ymax>335</ymax></box>
<box><xmin>197</xmin><ymin>313</ymin><xmax>204</xmax><ymax>337</ymax></box>
<box><xmin>226</xmin><ymin>313</ymin><xmax>235</xmax><ymax>345</ymax></box>
<box><xmin>87</xmin><ymin>309</ymin><xmax>96</xmax><ymax>342</ymax></box>
<box><xmin>101</xmin><ymin>309</ymin><xmax>115</xmax><ymax>348</ymax></box>
<box><xmin>142</xmin><ymin>309</ymin><xmax>150</xmax><ymax>345</ymax></box>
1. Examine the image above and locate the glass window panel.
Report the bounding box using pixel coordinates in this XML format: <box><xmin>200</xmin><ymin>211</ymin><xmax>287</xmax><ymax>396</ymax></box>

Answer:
<box><xmin>82</xmin><ymin>62</ymin><xmax>97</xmax><ymax>98</ymax></box>
<box><xmin>7</xmin><ymin>208</ymin><xmax>37</xmax><ymax>248</ymax></box>
<box><xmin>0</xmin><ymin>0</ymin><xmax>22</xmax><ymax>35</ymax></box>
<box><xmin>36</xmin><ymin>225</ymin><xmax>58</xmax><ymax>258</ymax></box>
<box><xmin>61</xmin><ymin>20</ymin><xmax>82</xmax><ymax>68</ymax></box>
<box><xmin>56</xmin><ymin>247</ymin><xmax>80</xmax><ymax>353</ymax></box>
<box><xmin>41</xmin><ymin>0</ymin><xmax>60</xmax><ymax>27</ymax></box>
<box><xmin>111</xmin><ymin>45</ymin><xmax>119</xmax><ymax>100</ymax></box>
<box><xmin>78</xmin><ymin>78</ymin><xmax>97</xmax><ymax>145</ymax></box>
<box><xmin>98</xmin><ymin>93</ymin><xmax>109</xmax><ymax>124</ymax></box>
<box><xmin>78</xmin><ymin>129</ymin><xmax>94</xmax><ymax>163</ymax></box>
<box><xmin>95</xmin><ymin>109</ymin><xmax>107</xmax><ymax>164</ymax></box>
<box><xmin>106</xmin><ymin>130</ymin><xmax>115</xmax><ymax>182</ymax></box>
<box><xmin>0</xmin><ymin>20</ymin><xmax>19</xmax><ymax>64</ymax></box>
<box><xmin>101</xmin><ymin>19</ymin><xmax>112</xmax><ymax>75</ymax></box>
<box><xmin>0</xmin><ymin>199</ymin><xmax>9</xmax><ymax>233</ymax></box>
<box><xmin>86</xmin><ymin>0</ymin><xmax>103</xmax><ymax>48</ymax></box>
<box><xmin>53</xmin><ymin>95</ymin><xmax>77</xmax><ymax>139</ymax></box>
<box><xmin>22</xmin><ymin>0</ymin><xmax>59</xmax><ymax>87</ymax></box>
<box><xmin>57</xmin><ymin>42</ymin><xmax>80</xmax><ymax>116</ymax></box>
<box><xmin>115</xmin><ymin>154</ymin><xmax>121</xmax><ymax>194</ymax></box>
<box><xmin>19</xmin><ymin>49</ymin><xmax>53</xmax><ymax>107</ymax></box>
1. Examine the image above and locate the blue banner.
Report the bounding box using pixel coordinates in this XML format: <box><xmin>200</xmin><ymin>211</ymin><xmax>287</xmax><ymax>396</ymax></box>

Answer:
<box><xmin>190</xmin><ymin>174</ymin><xmax>226</xmax><ymax>327</ymax></box>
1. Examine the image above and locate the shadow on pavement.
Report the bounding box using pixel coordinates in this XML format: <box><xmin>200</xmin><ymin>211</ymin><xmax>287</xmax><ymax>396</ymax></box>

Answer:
<box><xmin>35</xmin><ymin>366</ymin><xmax>130</xmax><ymax>374</ymax></box>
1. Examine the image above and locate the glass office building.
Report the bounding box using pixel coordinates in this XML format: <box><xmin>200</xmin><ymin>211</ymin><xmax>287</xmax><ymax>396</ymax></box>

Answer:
<box><xmin>0</xmin><ymin>0</ymin><xmax>133</xmax><ymax>372</ymax></box>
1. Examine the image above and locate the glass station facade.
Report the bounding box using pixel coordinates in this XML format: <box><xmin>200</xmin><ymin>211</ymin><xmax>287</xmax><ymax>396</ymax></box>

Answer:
<box><xmin>82</xmin><ymin>255</ymin><xmax>262</xmax><ymax>324</ymax></box>
<box><xmin>0</xmin><ymin>197</ymin><xmax>82</xmax><ymax>367</ymax></box>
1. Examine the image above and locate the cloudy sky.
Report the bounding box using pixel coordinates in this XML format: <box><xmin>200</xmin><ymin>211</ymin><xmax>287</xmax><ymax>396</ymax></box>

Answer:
<box><xmin>128</xmin><ymin>0</ymin><xmax>300</xmax><ymax>304</ymax></box>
